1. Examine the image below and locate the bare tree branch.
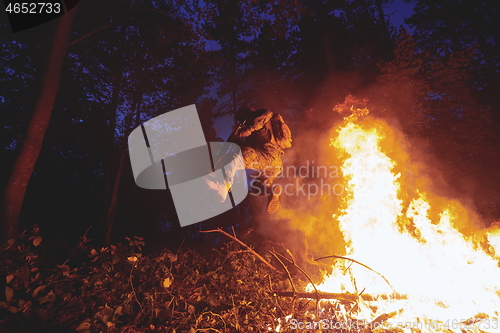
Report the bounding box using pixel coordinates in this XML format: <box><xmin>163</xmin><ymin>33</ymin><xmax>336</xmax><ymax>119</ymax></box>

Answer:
<box><xmin>68</xmin><ymin>24</ymin><xmax>111</xmax><ymax>46</ymax></box>
<box><xmin>315</xmin><ymin>254</ymin><xmax>395</xmax><ymax>291</ymax></box>
<box><xmin>200</xmin><ymin>228</ymin><xmax>281</xmax><ymax>273</ymax></box>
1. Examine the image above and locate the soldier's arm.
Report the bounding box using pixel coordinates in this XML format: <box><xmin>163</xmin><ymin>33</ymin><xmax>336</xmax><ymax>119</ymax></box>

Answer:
<box><xmin>240</xmin><ymin>109</ymin><xmax>273</xmax><ymax>137</ymax></box>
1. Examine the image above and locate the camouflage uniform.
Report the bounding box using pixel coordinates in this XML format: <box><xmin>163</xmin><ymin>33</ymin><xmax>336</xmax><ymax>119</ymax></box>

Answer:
<box><xmin>230</xmin><ymin>107</ymin><xmax>292</xmax><ymax>213</ymax></box>
<box><xmin>205</xmin><ymin>106</ymin><xmax>292</xmax><ymax>213</ymax></box>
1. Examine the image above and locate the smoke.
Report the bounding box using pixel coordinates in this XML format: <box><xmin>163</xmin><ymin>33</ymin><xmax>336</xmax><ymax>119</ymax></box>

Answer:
<box><xmin>247</xmin><ymin>73</ymin><xmax>498</xmax><ymax>280</ymax></box>
<box><xmin>249</xmin><ymin>87</ymin><xmax>353</xmax><ymax>279</ymax></box>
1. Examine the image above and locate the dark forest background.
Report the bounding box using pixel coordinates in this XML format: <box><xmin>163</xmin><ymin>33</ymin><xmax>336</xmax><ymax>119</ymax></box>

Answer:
<box><xmin>2</xmin><ymin>0</ymin><xmax>500</xmax><ymax>251</ymax></box>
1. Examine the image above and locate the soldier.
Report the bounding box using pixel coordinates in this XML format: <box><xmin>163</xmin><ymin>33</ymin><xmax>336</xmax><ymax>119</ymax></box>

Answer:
<box><xmin>205</xmin><ymin>106</ymin><xmax>292</xmax><ymax>213</ymax></box>
<box><xmin>229</xmin><ymin>106</ymin><xmax>292</xmax><ymax>213</ymax></box>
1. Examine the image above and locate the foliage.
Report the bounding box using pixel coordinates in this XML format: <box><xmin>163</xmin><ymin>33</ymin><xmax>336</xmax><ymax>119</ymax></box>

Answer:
<box><xmin>374</xmin><ymin>31</ymin><xmax>494</xmax><ymax>170</ymax></box>
<box><xmin>405</xmin><ymin>0</ymin><xmax>500</xmax><ymax>119</ymax></box>
<box><xmin>0</xmin><ymin>227</ymin><xmax>353</xmax><ymax>332</ymax></box>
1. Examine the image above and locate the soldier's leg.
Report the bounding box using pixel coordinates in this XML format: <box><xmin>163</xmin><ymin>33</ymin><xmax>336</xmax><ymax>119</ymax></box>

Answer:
<box><xmin>242</xmin><ymin>144</ymin><xmax>284</xmax><ymax>213</ymax></box>
<box><xmin>261</xmin><ymin>144</ymin><xmax>284</xmax><ymax>213</ymax></box>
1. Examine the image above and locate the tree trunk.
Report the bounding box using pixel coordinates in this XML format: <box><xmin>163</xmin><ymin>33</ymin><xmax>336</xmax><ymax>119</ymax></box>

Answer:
<box><xmin>443</xmin><ymin>4</ymin><xmax>464</xmax><ymax>51</ymax></box>
<box><xmin>100</xmin><ymin>62</ymin><xmax>122</xmax><ymax>243</ymax></box>
<box><xmin>231</xmin><ymin>52</ymin><xmax>238</xmax><ymax>125</ymax></box>
<box><xmin>1</xmin><ymin>8</ymin><xmax>77</xmax><ymax>243</ymax></box>
<box><xmin>375</xmin><ymin>0</ymin><xmax>389</xmax><ymax>24</ymax></box>
<box><xmin>104</xmin><ymin>153</ymin><xmax>125</xmax><ymax>245</ymax></box>
<box><xmin>102</xmin><ymin>92</ymin><xmax>141</xmax><ymax>244</ymax></box>
<box><xmin>319</xmin><ymin>14</ymin><xmax>334</xmax><ymax>75</ymax></box>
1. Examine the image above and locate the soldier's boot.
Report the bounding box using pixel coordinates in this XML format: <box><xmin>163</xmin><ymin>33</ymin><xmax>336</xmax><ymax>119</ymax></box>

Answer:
<box><xmin>266</xmin><ymin>184</ymin><xmax>282</xmax><ymax>214</ymax></box>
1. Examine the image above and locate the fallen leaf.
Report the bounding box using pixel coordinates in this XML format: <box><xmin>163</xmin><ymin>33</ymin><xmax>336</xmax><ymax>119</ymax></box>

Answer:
<box><xmin>76</xmin><ymin>319</ymin><xmax>91</xmax><ymax>331</ymax></box>
<box><xmin>163</xmin><ymin>277</ymin><xmax>172</xmax><ymax>288</ymax></box>
<box><xmin>32</xmin><ymin>285</ymin><xmax>46</xmax><ymax>298</ymax></box>
<box><xmin>59</xmin><ymin>265</ymin><xmax>70</xmax><ymax>276</ymax></box>
<box><xmin>114</xmin><ymin>305</ymin><xmax>123</xmax><ymax>316</ymax></box>
<box><xmin>33</xmin><ymin>236</ymin><xmax>42</xmax><ymax>247</ymax></box>
<box><xmin>5</xmin><ymin>287</ymin><xmax>13</xmax><ymax>302</ymax></box>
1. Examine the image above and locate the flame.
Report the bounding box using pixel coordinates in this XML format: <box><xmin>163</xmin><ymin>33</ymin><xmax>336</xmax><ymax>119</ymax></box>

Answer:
<box><xmin>301</xmin><ymin>108</ymin><xmax>500</xmax><ymax>331</ymax></box>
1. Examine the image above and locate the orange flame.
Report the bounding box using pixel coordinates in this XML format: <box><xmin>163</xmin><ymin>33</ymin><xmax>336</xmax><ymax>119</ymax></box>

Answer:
<box><xmin>299</xmin><ymin>106</ymin><xmax>500</xmax><ymax>331</ymax></box>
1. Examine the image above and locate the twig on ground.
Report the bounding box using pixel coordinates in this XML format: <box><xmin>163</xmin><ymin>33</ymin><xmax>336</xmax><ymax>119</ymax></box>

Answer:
<box><xmin>229</xmin><ymin>250</ymin><xmax>250</xmax><ymax>255</ymax></box>
<box><xmin>272</xmin><ymin>291</ymin><xmax>407</xmax><ymax>302</ymax></box>
<box><xmin>269</xmin><ymin>251</ymin><xmax>296</xmax><ymax>295</ymax></box>
<box><xmin>196</xmin><ymin>311</ymin><xmax>227</xmax><ymax>333</ymax></box>
<box><xmin>82</xmin><ymin>225</ymin><xmax>92</xmax><ymax>239</ymax></box>
<box><xmin>269</xmin><ymin>251</ymin><xmax>297</xmax><ymax>314</ymax></box>
<box><xmin>315</xmin><ymin>254</ymin><xmax>395</xmax><ymax>291</ymax></box>
<box><xmin>129</xmin><ymin>260</ymin><xmax>144</xmax><ymax>311</ymax></box>
<box><xmin>272</xmin><ymin>249</ymin><xmax>321</xmax><ymax>316</ymax></box>
<box><xmin>200</xmin><ymin>228</ymin><xmax>280</xmax><ymax>273</ymax></box>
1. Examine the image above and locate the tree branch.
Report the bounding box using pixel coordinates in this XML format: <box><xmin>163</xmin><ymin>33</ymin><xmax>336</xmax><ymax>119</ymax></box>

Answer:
<box><xmin>271</xmin><ymin>291</ymin><xmax>407</xmax><ymax>302</ymax></box>
<box><xmin>200</xmin><ymin>228</ymin><xmax>281</xmax><ymax>273</ymax></box>
<box><xmin>315</xmin><ymin>254</ymin><xmax>395</xmax><ymax>291</ymax></box>
<box><xmin>68</xmin><ymin>24</ymin><xmax>112</xmax><ymax>46</ymax></box>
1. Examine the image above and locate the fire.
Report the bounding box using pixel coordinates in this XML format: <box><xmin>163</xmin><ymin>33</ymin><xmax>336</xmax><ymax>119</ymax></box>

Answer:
<box><xmin>303</xmin><ymin>108</ymin><xmax>500</xmax><ymax>331</ymax></box>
